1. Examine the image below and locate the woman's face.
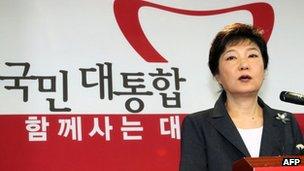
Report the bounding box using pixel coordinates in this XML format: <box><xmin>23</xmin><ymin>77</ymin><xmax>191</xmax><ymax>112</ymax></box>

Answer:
<box><xmin>215</xmin><ymin>40</ymin><xmax>265</xmax><ymax>96</ymax></box>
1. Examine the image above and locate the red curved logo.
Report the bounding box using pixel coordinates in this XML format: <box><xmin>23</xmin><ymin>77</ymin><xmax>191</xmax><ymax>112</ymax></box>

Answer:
<box><xmin>114</xmin><ymin>0</ymin><xmax>274</xmax><ymax>63</ymax></box>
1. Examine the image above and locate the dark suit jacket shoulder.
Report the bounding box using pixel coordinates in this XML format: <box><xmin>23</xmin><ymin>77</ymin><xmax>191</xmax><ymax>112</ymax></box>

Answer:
<box><xmin>179</xmin><ymin>93</ymin><xmax>304</xmax><ymax>171</ymax></box>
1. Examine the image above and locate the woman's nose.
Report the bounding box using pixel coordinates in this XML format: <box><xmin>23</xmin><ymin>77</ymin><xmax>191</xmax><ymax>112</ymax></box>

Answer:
<box><xmin>238</xmin><ymin>59</ymin><xmax>249</xmax><ymax>70</ymax></box>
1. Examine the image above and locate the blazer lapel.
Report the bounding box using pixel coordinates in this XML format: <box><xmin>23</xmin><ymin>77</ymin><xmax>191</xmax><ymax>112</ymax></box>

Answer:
<box><xmin>207</xmin><ymin>93</ymin><xmax>250</xmax><ymax>157</ymax></box>
<box><xmin>258</xmin><ymin>99</ymin><xmax>285</xmax><ymax>156</ymax></box>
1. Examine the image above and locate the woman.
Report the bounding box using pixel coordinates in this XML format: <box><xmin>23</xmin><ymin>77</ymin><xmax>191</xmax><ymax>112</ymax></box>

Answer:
<box><xmin>179</xmin><ymin>23</ymin><xmax>304</xmax><ymax>171</ymax></box>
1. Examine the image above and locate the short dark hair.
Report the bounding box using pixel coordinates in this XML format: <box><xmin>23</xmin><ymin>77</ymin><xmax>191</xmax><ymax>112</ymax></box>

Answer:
<box><xmin>208</xmin><ymin>23</ymin><xmax>269</xmax><ymax>76</ymax></box>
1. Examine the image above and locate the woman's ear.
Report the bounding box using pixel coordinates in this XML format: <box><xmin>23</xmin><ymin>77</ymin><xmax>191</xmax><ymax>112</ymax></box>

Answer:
<box><xmin>214</xmin><ymin>74</ymin><xmax>222</xmax><ymax>84</ymax></box>
<box><xmin>263</xmin><ymin>70</ymin><xmax>267</xmax><ymax>80</ymax></box>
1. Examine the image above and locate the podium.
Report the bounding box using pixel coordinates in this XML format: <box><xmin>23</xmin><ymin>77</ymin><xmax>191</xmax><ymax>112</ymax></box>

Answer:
<box><xmin>233</xmin><ymin>156</ymin><xmax>304</xmax><ymax>171</ymax></box>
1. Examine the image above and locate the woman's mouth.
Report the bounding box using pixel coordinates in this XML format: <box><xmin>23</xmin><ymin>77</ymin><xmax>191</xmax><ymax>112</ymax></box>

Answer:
<box><xmin>238</xmin><ymin>75</ymin><xmax>252</xmax><ymax>82</ymax></box>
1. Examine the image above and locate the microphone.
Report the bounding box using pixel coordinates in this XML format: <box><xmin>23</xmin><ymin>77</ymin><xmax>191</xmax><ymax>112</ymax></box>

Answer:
<box><xmin>280</xmin><ymin>91</ymin><xmax>304</xmax><ymax>105</ymax></box>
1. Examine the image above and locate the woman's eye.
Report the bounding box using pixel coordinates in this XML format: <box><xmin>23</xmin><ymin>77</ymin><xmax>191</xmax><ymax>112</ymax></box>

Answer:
<box><xmin>249</xmin><ymin>54</ymin><xmax>258</xmax><ymax>58</ymax></box>
<box><xmin>226</xmin><ymin>56</ymin><xmax>236</xmax><ymax>61</ymax></box>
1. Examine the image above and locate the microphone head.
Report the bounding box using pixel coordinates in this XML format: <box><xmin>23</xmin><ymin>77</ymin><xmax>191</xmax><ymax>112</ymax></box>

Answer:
<box><xmin>280</xmin><ymin>91</ymin><xmax>304</xmax><ymax>105</ymax></box>
<box><xmin>280</xmin><ymin>91</ymin><xmax>288</xmax><ymax>101</ymax></box>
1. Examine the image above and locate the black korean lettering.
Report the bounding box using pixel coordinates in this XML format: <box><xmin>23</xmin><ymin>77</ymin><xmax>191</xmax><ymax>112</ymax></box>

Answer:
<box><xmin>160</xmin><ymin>92</ymin><xmax>181</xmax><ymax>108</ymax></box>
<box><xmin>114</xmin><ymin>72</ymin><xmax>152</xmax><ymax>113</ymax></box>
<box><xmin>5</xmin><ymin>62</ymin><xmax>30</xmax><ymax>76</ymax></box>
<box><xmin>114</xmin><ymin>72</ymin><xmax>153</xmax><ymax>95</ymax></box>
<box><xmin>79</xmin><ymin>68</ymin><xmax>98</xmax><ymax>87</ymax></box>
<box><xmin>46</xmin><ymin>98</ymin><xmax>71</xmax><ymax>112</ymax></box>
<box><xmin>37</xmin><ymin>76</ymin><xmax>56</xmax><ymax>92</ymax></box>
<box><xmin>0</xmin><ymin>62</ymin><xmax>33</xmax><ymax>102</ymax></box>
<box><xmin>0</xmin><ymin>62</ymin><xmax>70</xmax><ymax>112</ymax></box>
<box><xmin>125</xmin><ymin>97</ymin><xmax>144</xmax><ymax>113</ymax></box>
<box><xmin>149</xmin><ymin>68</ymin><xmax>171</xmax><ymax>91</ymax></box>
<box><xmin>97</xmin><ymin>62</ymin><xmax>113</xmax><ymax>100</ymax></box>
<box><xmin>79</xmin><ymin>62</ymin><xmax>113</xmax><ymax>100</ymax></box>
<box><xmin>171</xmin><ymin>67</ymin><xmax>186</xmax><ymax>90</ymax></box>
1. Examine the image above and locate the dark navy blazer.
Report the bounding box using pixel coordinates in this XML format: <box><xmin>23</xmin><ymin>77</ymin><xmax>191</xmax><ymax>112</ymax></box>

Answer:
<box><xmin>179</xmin><ymin>92</ymin><xmax>304</xmax><ymax>171</ymax></box>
